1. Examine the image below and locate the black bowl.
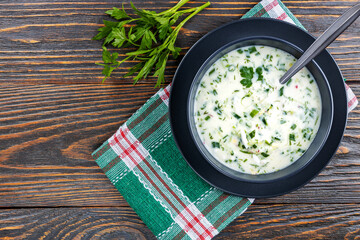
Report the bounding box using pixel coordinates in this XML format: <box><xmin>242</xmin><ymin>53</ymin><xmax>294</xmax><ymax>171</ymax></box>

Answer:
<box><xmin>169</xmin><ymin>18</ymin><xmax>348</xmax><ymax>198</ymax></box>
<box><xmin>188</xmin><ymin>38</ymin><xmax>334</xmax><ymax>183</ymax></box>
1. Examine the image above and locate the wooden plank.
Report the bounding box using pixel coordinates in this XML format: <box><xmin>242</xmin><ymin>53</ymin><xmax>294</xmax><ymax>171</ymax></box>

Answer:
<box><xmin>0</xmin><ymin>84</ymin><xmax>359</xmax><ymax>207</ymax></box>
<box><xmin>0</xmin><ymin>0</ymin><xmax>358</xmax><ymax>84</ymax></box>
<box><xmin>220</xmin><ymin>203</ymin><xmax>360</xmax><ymax>239</ymax></box>
<box><xmin>0</xmin><ymin>0</ymin><xmax>359</xmax><ymax>238</ymax></box>
<box><xmin>0</xmin><ymin>204</ymin><xmax>359</xmax><ymax>239</ymax></box>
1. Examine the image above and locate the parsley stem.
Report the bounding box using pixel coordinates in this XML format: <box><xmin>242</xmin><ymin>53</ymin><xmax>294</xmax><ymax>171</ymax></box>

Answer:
<box><xmin>158</xmin><ymin>0</ymin><xmax>190</xmax><ymax>15</ymax></box>
<box><xmin>174</xmin><ymin>2</ymin><xmax>211</xmax><ymax>31</ymax></box>
<box><xmin>161</xmin><ymin>2</ymin><xmax>210</xmax><ymax>50</ymax></box>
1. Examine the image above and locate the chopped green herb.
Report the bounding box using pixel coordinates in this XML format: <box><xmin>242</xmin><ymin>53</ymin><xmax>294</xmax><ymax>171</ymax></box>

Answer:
<box><xmin>280</xmin><ymin>119</ymin><xmax>286</xmax><ymax>124</ymax></box>
<box><xmin>308</xmin><ymin>107</ymin><xmax>316</xmax><ymax>118</ymax></box>
<box><xmin>209</xmin><ymin>68</ymin><xmax>215</xmax><ymax>75</ymax></box>
<box><xmin>286</xmin><ymin>78</ymin><xmax>292</xmax><ymax>86</ymax></box>
<box><xmin>291</xmin><ymin>124</ymin><xmax>297</xmax><ymax>130</ymax></box>
<box><xmin>209</xmin><ymin>133</ymin><xmax>213</xmax><ymax>139</ymax></box>
<box><xmin>289</xmin><ymin>133</ymin><xmax>295</xmax><ymax>143</ymax></box>
<box><xmin>279</xmin><ymin>86</ymin><xmax>284</xmax><ymax>96</ymax></box>
<box><xmin>204</xmin><ymin>115</ymin><xmax>210</xmax><ymax>121</ymax></box>
<box><xmin>240</xmin><ymin>66</ymin><xmax>254</xmax><ymax>88</ymax></box>
<box><xmin>250</xmin><ymin>109</ymin><xmax>259</xmax><ymax>118</ymax></box>
<box><xmin>256</xmin><ymin>67</ymin><xmax>264</xmax><ymax>82</ymax></box>
<box><xmin>237</xmin><ymin>49</ymin><xmax>243</xmax><ymax>54</ymax></box>
<box><xmin>228</xmin><ymin>65</ymin><xmax>236</xmax><ymax>72</ymax></box>
<box><xmin>240</xmin><ymin>150</ymin><xmax>252</xmax><ymax>154</ymax></box>
<box><xmin>261</xmin><ymin>117</ymin><xmax>268</xmax><ymax>126</ymax></box>
<box><xmin>214</xmin><ymin>104</ymin><xmax>222</xmax><ymax>115</ymax></box>
<box><xmin>212</xmin><ymin>142</ymin><xmax>220</xmax><ymax>148</ymax></box>
<box><xmin>261</xmin><ymin>152</ymin><xmax>269</xmax><ymax>158</ymax></box>
<box><xmin>278</xmin><ymin>63</ymin><xmax>286</xmax><ymax>72</ymax></box>
<box><xmin>297</xmin><ymin>148</ymin><xmax>305</xmax><ymax>153</ymax></box>
<box><xmin>213</xmin><ymin>76</ymin><xmax>221</xmax><ymax>83</ymax></box>
<box><xmin>249</xmin><ymin>130</ymin><xmax>256</xmax><ymax>139</ymax></box>
<box><xmin>248</xmin><ymin>46</ymin><xmax>257</xmax><ymax>54</ymax></box>
<box><xmin>240</xmin><ymin>78</ymin><xmax>252</xmax><ymax>88</ymax></box>
<box><xmin>241</xmin><ymin>91</ymin><xmax>253</xmax><ymax>101</ymax></box>
<box><xmin>232</xmin><ymin>112</ymin><xmax>241</xmax><ymax>119</ymax></box>
<box><xmin>240</xmin><ymin>66</ymin><xmax>254</xmax><ymax>79</ymax></box>
<box><xmin>272</xmin><ymin>136</ymin><xmax>281</xmax><ymax>141</ymax></box>
<box><xmin>302</xmin><ymin>128</ymin><xmax>313</xmax><ymax>140</ymax></box>
<box><xmin>212</xmin><ymin>89</ymin><xmax>218</xmax><ymax>95</ymax></box>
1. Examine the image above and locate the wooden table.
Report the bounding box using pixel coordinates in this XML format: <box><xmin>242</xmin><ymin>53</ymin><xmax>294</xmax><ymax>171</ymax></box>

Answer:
<box><xmin>0</xmin><ymin>0</ymin><xmax>359</xmax><ymax>239</ymax></box>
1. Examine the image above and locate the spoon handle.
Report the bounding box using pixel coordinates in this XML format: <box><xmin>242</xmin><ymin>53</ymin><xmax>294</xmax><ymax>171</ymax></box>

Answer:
<box><xmin>279</xmin><ymin>2</ymin><xmax>360</xmax><ymax>85</ymax></box>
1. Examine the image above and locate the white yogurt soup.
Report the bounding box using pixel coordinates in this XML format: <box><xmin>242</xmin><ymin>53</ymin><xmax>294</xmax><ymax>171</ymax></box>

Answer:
<box><xmin>194</xmin><ymin>45</ymin><xmax>322</xmax><ymax>175</ymax></box>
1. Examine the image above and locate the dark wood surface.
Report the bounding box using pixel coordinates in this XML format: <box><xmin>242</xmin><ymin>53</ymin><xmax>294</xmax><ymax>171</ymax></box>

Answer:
<box><xmin>0</xmin><ymin>0</ymin><xmax>359</xmax><ymax>239</ymax></box>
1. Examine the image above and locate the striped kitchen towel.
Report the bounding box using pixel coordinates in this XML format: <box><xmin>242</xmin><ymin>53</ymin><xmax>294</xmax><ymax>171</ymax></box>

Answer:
<box><xmin>92</xmin><ymin>0</ymin><xmax>358</xmax><ymax>239</ymax></box>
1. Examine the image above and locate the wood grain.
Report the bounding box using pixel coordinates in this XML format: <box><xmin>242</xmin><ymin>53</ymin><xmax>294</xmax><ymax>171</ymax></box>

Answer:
<box><xmin>0</xmin><ymin>84</ymin><xmax>359</xmax><ymax>207</ymax></box>
<box><xmin>0</xmin><ymin>0</ymin><xmax>359</xmax><ymax>84</ymax></box>
<box><xmin>0</xmin><ymin>204</ymin><xmax>359</xmax><ymax>239</ymax></box>
<box><xmin>0</xmin><ymin>0</ymin><xmax>359</xmax><ymax>239</ymax></box>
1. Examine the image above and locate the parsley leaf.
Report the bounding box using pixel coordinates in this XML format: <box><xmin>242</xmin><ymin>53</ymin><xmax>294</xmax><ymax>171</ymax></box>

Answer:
<box><xmin>94</xmin><ymin>0</ymin><xmax>210</xmax><ymax>87</ymax></box>
<box><xmin>105</xmin><ymin>6</ymin><xmax>130</xmax><ymax>20</ymax></box>
<box><xmin>240</xmin><ymin>66</ymin><xmax>254</xmax><ymax>88</ymax></box>
<box><xmin>240</xmin><ymin>78</ymin><xmax>252</xmax><ymax>88</ymax></box>
<box><xmin>256</xmin><ymin>67</ymin><xmax>263</xmax><ymax>82</ymax></box>
<box><xmin>240</xmin><ymin>66</ymin><xmax>254</xmax><ymax>79</ymax></box>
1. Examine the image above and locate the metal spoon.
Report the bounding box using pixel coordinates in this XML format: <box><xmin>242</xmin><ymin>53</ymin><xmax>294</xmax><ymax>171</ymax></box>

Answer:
<box><xmin>279</xmin><ymin>2</ymin><xmax>360</xmax><ymax>85</ymax></box>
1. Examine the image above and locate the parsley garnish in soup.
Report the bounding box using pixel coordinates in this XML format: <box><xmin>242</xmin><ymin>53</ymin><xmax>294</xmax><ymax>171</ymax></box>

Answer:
<box><xmin>194</xmin><ymin>45</ymin><xmax>321</xmax><ymax>175</ymax></box>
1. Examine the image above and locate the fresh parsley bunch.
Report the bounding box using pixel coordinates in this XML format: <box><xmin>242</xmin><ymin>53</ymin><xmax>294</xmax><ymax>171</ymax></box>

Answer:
<box><xmin>94</xmin><ymin>0</ymin><xmax>210</xmax><ymax>87</ymax></box>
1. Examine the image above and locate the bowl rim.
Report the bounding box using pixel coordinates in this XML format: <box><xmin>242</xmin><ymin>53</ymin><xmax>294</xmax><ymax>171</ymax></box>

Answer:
<box><xmin>169</xmin><ymin>17</ymin><xmax>348</xmax><ymax>198</ymax></box>
<box><xmin>186</xmin><ymin>37</ymin><xmax>334</xmax><ymax>183</ymax></box>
